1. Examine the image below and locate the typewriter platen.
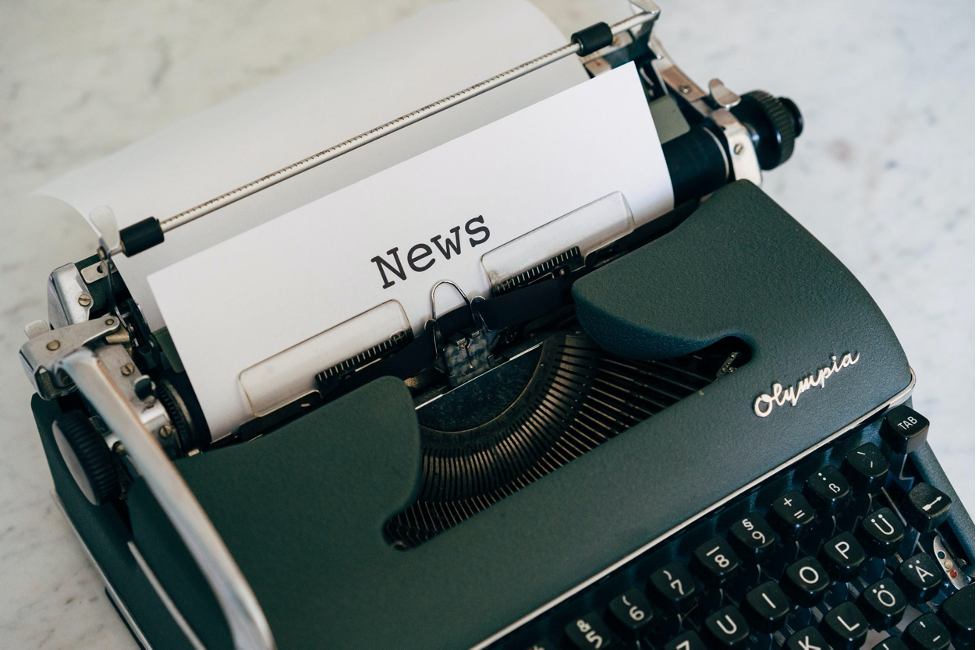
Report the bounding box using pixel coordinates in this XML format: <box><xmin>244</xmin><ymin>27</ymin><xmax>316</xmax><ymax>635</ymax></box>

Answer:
<box><xmin>20</xmin><ymin>2</ymin><xmax>974</xmax><ymax>649</ymax></box>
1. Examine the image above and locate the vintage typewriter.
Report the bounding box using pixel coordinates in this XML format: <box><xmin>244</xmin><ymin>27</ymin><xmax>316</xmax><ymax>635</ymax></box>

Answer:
<box><xmin>19</xmin><ymin>2</ymin><xmax>974</xmax><ymax>649</ymax></box>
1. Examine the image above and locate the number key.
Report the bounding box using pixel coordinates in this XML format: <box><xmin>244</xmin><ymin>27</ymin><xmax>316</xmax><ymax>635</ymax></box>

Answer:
<box><xmin>662</xmin><ymin>630</ymin><xmax>707</xmax><ymax>650</ymax></box>
<box><xmin>648</xmin><ymin>562</ymin><xmax>697</xmax><ymax>611</ymax></box>
<box><xmin>564</xmin><ymin>612</ymin><xmax>616</xmax><ymax>650</ymax></box>
<box><xmin>728</xmin><ymin>513</ymin><xmax>776</xmax><ymax>560</ymax></box>
<box><xmin>692</xmin><ymin>537</ymin><xmax>740</xmax><ymax>585</ymax></box>
<box><xmin>606</xmin><ymin>588</ymin><xmax>656</xmax><ymax>641</ymax></box>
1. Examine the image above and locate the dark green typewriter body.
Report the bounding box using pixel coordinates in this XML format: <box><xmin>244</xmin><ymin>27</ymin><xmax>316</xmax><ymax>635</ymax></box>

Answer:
<box><xmin>33</xmin><ymin>181</ymin><xmax>975</xmax><ymax>649</ymax></box>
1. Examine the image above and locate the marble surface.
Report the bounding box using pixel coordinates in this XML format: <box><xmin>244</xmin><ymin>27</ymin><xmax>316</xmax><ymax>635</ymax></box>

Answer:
<box><xmin>0</xmin><ymin>1</ymin><xmax>972</xmax><ymax>647</ymax></box>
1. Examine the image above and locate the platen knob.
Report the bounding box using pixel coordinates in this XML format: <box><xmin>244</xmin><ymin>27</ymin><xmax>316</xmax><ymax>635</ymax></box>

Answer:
<box><xmin>53</xmin><ymin>410</ymin><xmax>120</xmax><ymax>505</ymax></box>
<box><xmin>731</xmin><ymin>90</ymin><xmax>801</xmax><ymax>170</ymax></box>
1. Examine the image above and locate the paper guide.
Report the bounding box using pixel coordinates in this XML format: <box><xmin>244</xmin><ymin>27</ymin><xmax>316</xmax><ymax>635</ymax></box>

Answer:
<box><xmin>149</xmin><ymin>63</ymin><xmax>673</xmax><ymax>437</ymax></box>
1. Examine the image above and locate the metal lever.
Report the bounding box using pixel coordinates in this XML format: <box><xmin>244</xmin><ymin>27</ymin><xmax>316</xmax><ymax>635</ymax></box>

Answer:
<box><xmin>56</xmin><ymin>348</ymin><xmax>276</xmax><ymax>650</ymax></box>
<box><xmin>115</xmin><ymin>5</ymin><xmax>662</xmax><ymax>256</ymax></box>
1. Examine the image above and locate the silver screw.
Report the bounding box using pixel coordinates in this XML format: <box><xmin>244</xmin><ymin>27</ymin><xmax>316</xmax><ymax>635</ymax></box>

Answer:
<box><xmin>113</xmin><ymin>442</ymin><xmax>126</xmax><ymax>455</ymax></box>
<box><xmin>105</xmin><ymin>317</ymin><xmax>115</xmax><ymax>326</ymax></box>
<box><xmin>159</xmin><ymin>425</ymin><xmax>175</xmax><ymax>439</ymax></box>
<box><xmin>77</xmin><ymin>294</ymin><xmax>92</xmax><ymax>307</ymax></box>
<box><xmin>680</xmin><ymin>84</ymin><xmax>691</xmax><ymax>94</ymax></box>
<box><xmin>120</xmin><ymin>363</ymin><xmax>134</xmax><ymax>376</ymax></box>
<box><xmin>46</xmin><ymin>340</ymin><xmax>60</xmax><ymax>351</ymax></box>
<box><xmin>733</xmin><ymin>143</ymin><xmax>744</xmax><ymax>155</ymax></box>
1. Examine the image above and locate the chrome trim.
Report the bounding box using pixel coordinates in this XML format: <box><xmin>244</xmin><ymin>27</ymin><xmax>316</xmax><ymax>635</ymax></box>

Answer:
<box><xmin>52</xmin><ymin>493</ymin><xmax>154</xmax><ymax>650</ymax></box>
<box><xmin>130</xmin><ymin>542</ymin><xmax>206</xmax><ymax>650</ymax></box>
<box><xmin>56</xmin><ymin>347</ymin><xmax>276</xmax><ymax>650</ymax></box>
<box><xmin>472</xmin><ymin>368</ymin><xmax>916</xmax><ymax>649</ymax></box>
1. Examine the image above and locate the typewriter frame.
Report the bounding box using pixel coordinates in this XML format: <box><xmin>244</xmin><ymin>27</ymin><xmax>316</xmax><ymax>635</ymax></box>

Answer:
<box><xmin>22</xmin><ymin>2</ymin><xmax>972</xmax><ymax>649</ymax></box>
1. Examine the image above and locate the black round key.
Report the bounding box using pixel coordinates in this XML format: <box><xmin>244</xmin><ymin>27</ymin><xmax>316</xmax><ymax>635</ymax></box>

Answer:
<box><xmin>896</xmin><ymin>553</ymin><xmax>943</xmax><ymax>603</ymax></box>
<box><xmin>703</xmin><ymin>606</ymin><xmax>750</xmax><ymax>649</ymax></box>
<box><xmin>769</xmin><ymin>491</ymin><xmax>816</xmax><ymax>540</ymax></box>
<box><xmin>743</xmin><ymin>580</ymin><xmax>790</xmax><ymax>633</ymax></box>
<box><xmin>606</xmin><ymin>588</ymin><xmax>657</xmax><ymax>641</ymax></box>
<box><xmin>858</xmin><ymin>577</ymin><xmax>907</xmax><ymax>629</ymax></box>
<box><xmin>874</xmin><ymin>636</ymin><xmax>910</xmax><ymax>650</ymax></box>
<box><xmin>804</xmin><ymin>465</ymin><xmax>851</xmax><ymax>514</ymax></box>
<box><xmin>903</xmin><ymin>483</ymin><xmax>951</xmax><ymax>533</ymax></box>
<box><xmin>841</xmin><ymin>443</ymin><xmax>890</xmax><ymax>493</ymax></box>
<box><xmin>939</xmin><ymin>583</ymin><xmax>975</xmax><ymax>646</ymax></box>
<box><xmin>524</xmin><ymin>641</ymin><xmax>558</xmax><ymax>650</ymax></box>
<box><xmin>820</xmin><ymin>602</ymin><xmax>869</xmax><ymax>650</ymax></box>
<box><xmin>692</xmin><ymin>537</ymin><xmax>740</xmax><ymax>585</ymax></box>
<box><xmin>880</xmin><ymin>405</ymin><xmax>929</xmax><ymax>454</ymax></box>
<box><xmin>819</xmin><ymin>532</ymin><xmax>866</xmax><ymax>582</ymax></box>
<box><xmin>563</xmin><ymin>612</ymin><xmax>617</xmax><ymax>650</ymax></box>
<box><xmin>648</xmin><ymin>563</ymin><xmax>697</xmax><ymax>611</ymax></box>
<box><xmin>857</xmin><ymin>508</ymin><xmax>905</xmax><ymax>557</ymax></box>
<box><xmin>728</xmin><ymin>513</ymin><xmax>777</xmax><ymax>560</ymax></box>
<box><xmin>904</xmin><ymin>612</ymin><xmax>951</xmax><ymax>650</ymax></box>
<box><xmin>783</xmin><ymin>556</ymin><xmax>830</xmax><ymax>607</ymax></box>
<box><xmin>785</xmin><ymin>627</ymin><xmax>830</xmax><ymax>650</ymax></box>
<box><xmin>663</xmin><ymin>630</ymin><xmax>707</xmax><ymax>650</ymax></box>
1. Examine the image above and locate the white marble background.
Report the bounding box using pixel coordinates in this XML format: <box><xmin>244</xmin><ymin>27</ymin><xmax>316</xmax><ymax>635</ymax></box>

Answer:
<box><xmin>1</xmin><ymin>1</ymin><xmax>973</xmax><ymax>647</ymax></box>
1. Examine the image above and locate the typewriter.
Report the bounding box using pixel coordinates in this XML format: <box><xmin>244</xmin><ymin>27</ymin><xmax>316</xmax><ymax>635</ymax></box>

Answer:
<box><xmin>19</xmin><ymin>2</ymin><xmax>974</xmax><ymax>649</ymax></box>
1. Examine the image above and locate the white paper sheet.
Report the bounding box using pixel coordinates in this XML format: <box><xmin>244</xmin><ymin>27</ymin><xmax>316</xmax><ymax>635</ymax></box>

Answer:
<box><xmin>149</xmin><ymin>64</ymin><xmax>673</xmax><ymax>438</ymax></box>
<box><xmin>35</xmin><ymin>0</ymin><xmax>587</xmax><ymax>330</ymax></box>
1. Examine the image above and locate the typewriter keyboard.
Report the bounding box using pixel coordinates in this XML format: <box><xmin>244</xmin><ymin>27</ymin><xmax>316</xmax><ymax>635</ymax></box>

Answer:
<box><xmin>497</xmin><ymin>405</ymin><xmax>974</xmax><ymax>650</ymax></box>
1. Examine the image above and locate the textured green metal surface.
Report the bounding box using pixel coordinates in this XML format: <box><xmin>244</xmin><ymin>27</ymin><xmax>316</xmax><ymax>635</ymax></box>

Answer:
<box><xmin>32</xmin><ymin>396</ymin><xmax>195</xmax><ymax>650</ymax></box>
<box><xmin>127</xmin><ymin>182</ymin><xmax>912</xmax><ymax>649</ymax></box>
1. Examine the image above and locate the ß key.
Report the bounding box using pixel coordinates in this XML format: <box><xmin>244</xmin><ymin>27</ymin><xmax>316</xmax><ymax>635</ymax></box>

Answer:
<box><xmin>804</xmin><ymin>465</ymin><xmax>851</xmax><ymax>514</ymax></box>
<box><xmin>857</xmin><ymin>508</ymin><xmax>905</xmax><ymax>557</ymax></box>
